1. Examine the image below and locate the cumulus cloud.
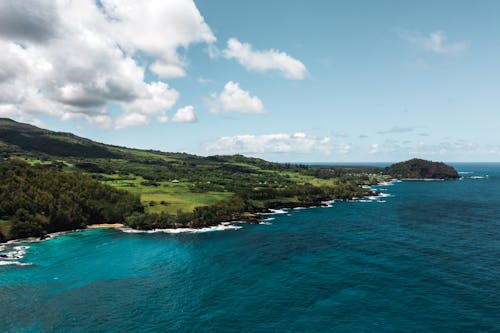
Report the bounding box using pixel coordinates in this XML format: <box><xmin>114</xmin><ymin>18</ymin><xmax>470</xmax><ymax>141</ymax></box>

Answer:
<box><xmin>115</xmin><ymin>113</ymin><xmax>148</xmax><ymax>129</ymax></box>
<box><xmin>205</xmin><ymin>132</ymin><xmax>335</xmax><ymax>155</ymax></box>
<box><xmin>208</xmin><ymin>81</ymin><xmax>264</xmax><ymax>114</ymax></box>
<box><xmin>0</xmin><ymin>0</ymin><xmax>214</xmax><ymax>128</ymax></box>
<box><xmin>377</xmin><ymin>126</ymin><xmax>414</xmax><ymax>134</ymax></box>
<box><xmin>369</xmin><ymin>143</ymin><xmax>380</xmax><ymax>154</ymax></box>
<box><xmin>172</xmin><ymin>105</ymin><xmax>197</xmax><ymax>123</ymax></box>
<box><xmin>402</xmin><ymin>31</ymin><xmax>469</xmax><ymax>55</ymax></box>
<box><xmin>0</xmin><ymin>0</ymin><xmax>59</xmax><ymax>42</ymax></box>
<box><xmin>368</xmin><ymin>139</ymin><xmax>479</xmax><ymax>157</ymax></box>
<box><xmin>222</xmin><ymin>38</ymin><xmax>307</xmax><ymax>80</ymax></box>
<box><xmin>101</xmin><ymin>0</ymin><xmax>215</xmax><ymax>79</ymax></box>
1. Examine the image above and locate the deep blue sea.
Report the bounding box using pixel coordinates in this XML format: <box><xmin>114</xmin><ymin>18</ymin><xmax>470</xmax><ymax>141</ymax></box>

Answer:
<box><xmin>1</xmin><ymin>163</ymin><xmax>499</xmax><ymax>332</ymax></box>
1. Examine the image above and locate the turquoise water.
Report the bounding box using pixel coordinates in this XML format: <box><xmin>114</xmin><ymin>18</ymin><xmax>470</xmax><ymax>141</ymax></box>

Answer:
<box><xmin>1</xmin><ymin>163</ymin><xmax>499</xmax><ymax>332</ymax></box>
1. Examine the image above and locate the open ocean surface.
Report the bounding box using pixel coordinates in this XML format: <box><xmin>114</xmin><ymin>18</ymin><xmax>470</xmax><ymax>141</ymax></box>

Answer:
<box><xmin>1</xmin><ymin>163</ymin><xmax>499</xmax><ymax>332</ymax></box>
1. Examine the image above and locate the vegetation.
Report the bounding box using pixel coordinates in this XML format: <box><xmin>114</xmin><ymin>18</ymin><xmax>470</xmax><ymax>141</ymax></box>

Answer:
<box><xmin>386</xmin><ymin>158</ymin><xmax>459</xmax><ymax>179</ymax></box>
<box><xmin>0</xmin><ymin>118</ymin><xmax>391</xmax><ymax>239</ymax></box>
<box><xmin>0</xmin><ymin>159</ymin><xmax>142</xmax><ymax>240</ymax></box>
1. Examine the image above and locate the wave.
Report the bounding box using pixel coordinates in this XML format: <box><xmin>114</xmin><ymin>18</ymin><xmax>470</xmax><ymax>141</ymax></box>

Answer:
<box><xmin>0</xmin><ymin>260</ymin><xmax>32</xmax><ymax>266</ymax></box>
<box><xmin>402</xmin><ymin>178</ymin><xmax>444</xmax><ymax>181</ymax></box>
<box><xmin>469</xmin><ymin>176</ymin><xmax>487</xmax><ymax>179</ymax></box>
<box><xmin>0</xmin><ymin>245</ymin><xmax>32</xmax><ymax>267</ymax></box>
<box><xmin>120</xmin><ymin>222</ymin><xmax>242</xmax><ymax>234</ymax></box>
<box><xmin>376</xmin><ymin>179</ymin><xmax>401</xmax><ymax>186</ymax></box>
<box><xmin>458</xmin><ymin>171</ymin><xmax>473</xmax><ymax>174</ymax></box>
<box><xmin>321</xmin><ymin>200</ymin><xmax>335</xmax><ymax>208</ymax></box>
<box><xmin>0</xmin><ymin>245</ymin><xmax>30</xmax><ymax>260</ymax></box>
<box><xmin>266</xmin><ymin>208</ymin><xmax>288</xmax><ymax>215</ymax></box>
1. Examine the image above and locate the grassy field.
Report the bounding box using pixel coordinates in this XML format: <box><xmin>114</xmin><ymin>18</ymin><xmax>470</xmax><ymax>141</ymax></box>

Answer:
<box><xmin>100</xmin><ymin>174</ymin><xmax>234</xmax><ymax>214</ymax></box>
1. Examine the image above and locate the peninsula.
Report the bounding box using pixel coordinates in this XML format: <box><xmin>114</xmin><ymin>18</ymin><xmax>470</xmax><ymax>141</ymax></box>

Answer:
<box><xmin>0</xmin><ymin>119</ymin><xmax>458</xmax><ymax>241</ymax></box>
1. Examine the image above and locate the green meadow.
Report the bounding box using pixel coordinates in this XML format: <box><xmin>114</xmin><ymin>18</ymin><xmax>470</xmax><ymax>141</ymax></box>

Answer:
<box><xmin>99</xmin><ymin>174</ymin><xmax>234</xmax><ymax>214</ymax></box>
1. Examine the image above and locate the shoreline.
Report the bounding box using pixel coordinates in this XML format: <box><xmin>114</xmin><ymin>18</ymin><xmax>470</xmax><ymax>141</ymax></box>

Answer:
<box><xmin>0</xmin><ymin>181</ymin><xmax>395</xmax><ymax>246</ymax></box>
<box><xmin>87</xmin><ymin>223</ymin><xmax>124</xmax><ymax>229</ymax></box>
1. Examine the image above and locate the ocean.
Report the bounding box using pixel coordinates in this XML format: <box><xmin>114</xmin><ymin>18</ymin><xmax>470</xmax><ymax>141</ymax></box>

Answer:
<box><xmin>1</xmin><ymin>163</ymin><xmax>499</xmax><ymax>332</ymax></box>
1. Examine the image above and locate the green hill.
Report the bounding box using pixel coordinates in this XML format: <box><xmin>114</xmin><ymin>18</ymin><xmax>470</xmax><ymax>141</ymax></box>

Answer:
<box><xmin>0</xmin><ymin>118</ymin><xmax>387</xmax><ymax>240</ymax></box>
<box><xmin>385</xmin><ymin>158</ymin><xmax>459</xmax><ymax>179</ymax></box>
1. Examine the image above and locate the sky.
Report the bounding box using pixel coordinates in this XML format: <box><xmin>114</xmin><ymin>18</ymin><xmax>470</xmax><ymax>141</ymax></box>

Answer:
<box><xmin>0</xmin><ymin>0</ymin><xmax>499</xmax><ymax>162</ymax></box>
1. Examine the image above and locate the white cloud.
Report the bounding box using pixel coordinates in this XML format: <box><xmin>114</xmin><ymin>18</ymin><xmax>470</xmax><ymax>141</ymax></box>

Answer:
<box><xmin>115</xmin><ymin>113</ymin><xmax>148</xmax><ymax>129</ymax></box>
<box><xmin>100</xmin><ymin>0</ymin><xmax>215</xmax><ymax>79</ymax></box>
<box><xmin>402</xmin><ymin>31</ymin><xmax>469</xmax><ymax>55</ymax></box>
<box><xmin>205</xmin><ymin>132</ymin><xmax>334</xmax><ymax>155</ymax></box>
<box><xmin>0</xmin><ymin>0</ymin><xmax>214</xmax><ymax>127</ymax></box>
<box><xmin>157</xmin><ymin>115</ymin><xmax>169</xmax><ymax>123</ymax></box>
<box><xmin>172</xmin><ymin>105</ymin><xmax>197</xmax><ymax>123</ymax></box>
<box><xmin>369</xmin><ymin>143</ymin><xmax>380</xmax><ymax>154</ymax></box>
<box><xmin>208</xmin><ymin>81</ymin><xmax>264</xmax><ymax>114</ymax></box>
<box><xmin>377</xmin><ymin>126</ymin><xmax>414</xmax><ymax>134</ymax></box>
<box><xmin>223</xmin><ymin>38</ymin><xmax>307</xmax><ymax>80</ymax></box>
<box><xmin>368</xmin><ymin>139</ymin><xmax>480</xmax><ymax>157</ymax></box>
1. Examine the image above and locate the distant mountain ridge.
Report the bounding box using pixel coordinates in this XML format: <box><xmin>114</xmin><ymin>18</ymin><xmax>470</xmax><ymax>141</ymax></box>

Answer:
<box><xmin>0</xmin><ymin>118</ymin><xmax>121</xmax><ymax>158</ymax></box>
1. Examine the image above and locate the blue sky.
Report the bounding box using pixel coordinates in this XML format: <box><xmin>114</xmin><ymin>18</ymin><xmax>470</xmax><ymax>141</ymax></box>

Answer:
<box><xmin>1</xmin><ymin>0</ymin><xmax>499</xmax><ymax>162</ymax></box>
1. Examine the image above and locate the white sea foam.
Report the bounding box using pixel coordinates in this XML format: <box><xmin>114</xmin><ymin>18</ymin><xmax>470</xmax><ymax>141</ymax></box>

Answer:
<box><xmin>0</xmin><ymin>244</ymin><xmax>31</xmax><ymax>268</ymax></box>
<box><xmin>265</xmin><ymin>208</ymin><xmax>288</xmax><ymax>215</ymax></box>
<box><xmin>469</xmin><ymin>176</ymin><xmax>486</xmax><ymax>179</ymax></box>
<box><xmin>458</xmin><ymin>171</ymin><xmax>473</xmax><ymax>174</ymax></box>
<box><xmin>321</xmin><ymin>200</ymin><xmax>335</xmax><ymax>208</ymax></box>
<box><xmin>402</xmin><ymin>178</ymin><xmax>444</xmax><ymax>181</ymax></box>
<box><xmin>264</xmin><ymin>217</ymin><xmax>276</xmax><ymax>222</ymax></box>
<box><xmin>378</xmin><ymin>200</ymin><xmax>387</xmax><ymax>203</ymax></box>
<box><xmin>259</xmin><ymin>221</ymin><xmax>273</xmax><ymax>225</ymax></box>
<box><xmin>377</xmin><ymin>180</ymin><xmax>396</xmax><ymax>186</ymax></box>
<box><xmin>293</xmin><ymin>207</ymin><xmax>307</xmax><ymax>210</ymax></box>
<box><xmin>120</xmin><ymin>223</ymin><xmax>242</xmax><ymax>234</ymax></box>
<box><xmin>0</xmin><ymin>260</ymin><xmax>32</xmax><ymax>266</ymax></box>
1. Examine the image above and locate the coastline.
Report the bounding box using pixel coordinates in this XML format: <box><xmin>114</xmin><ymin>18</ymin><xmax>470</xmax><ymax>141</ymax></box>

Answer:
<box><xmin>0</xmin><ymin>180</ymin><xmax>394</xmax><ymax>247</ymax></box>
<box><xmin>87</xmin><ymin>223</ymin><xmax>124</xmax><ymax>229</ymax></box>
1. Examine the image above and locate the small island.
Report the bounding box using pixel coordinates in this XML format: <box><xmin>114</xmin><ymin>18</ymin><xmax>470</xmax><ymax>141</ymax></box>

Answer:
<box><xmin>385</xmin><ymin>158</ymin><xmax>459</xmax><ymax>180</ymax></box>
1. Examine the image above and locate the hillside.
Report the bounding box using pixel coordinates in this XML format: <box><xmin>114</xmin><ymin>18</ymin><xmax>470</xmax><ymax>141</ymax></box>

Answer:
<box><xmin>386</xmin><ymin>158</ymin><xmax>459</xmax><ymax>179</ymax></box>
<box><xmin>0</xmin><ymin>118</ymin><xmax>387</xmax><ymax>240</ymax></box>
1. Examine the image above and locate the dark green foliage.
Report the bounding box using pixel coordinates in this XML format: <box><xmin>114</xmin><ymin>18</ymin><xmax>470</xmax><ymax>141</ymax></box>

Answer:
<box><xmin>0</xmin><ymin>119</ymin><xmax>118</xmax><ymax>158</ymax></box>
<box><xmin>75</xmin><ymin>162</ymin><xmax>107</xmax><ymax>173</ymax></box>
<box><xmin>0</xmin><ymin>118</ymin><xmax>388</xmax><ymax>233</ymax></box>
<box><xmin>0</xmin><ymin>159</ymin><xmax>143</xmax><ymax>240</ymax></box>
<box><xmin>386</xmin><ymin>159</ymin><xmax>459</xmax><ymax>179</ymax></box>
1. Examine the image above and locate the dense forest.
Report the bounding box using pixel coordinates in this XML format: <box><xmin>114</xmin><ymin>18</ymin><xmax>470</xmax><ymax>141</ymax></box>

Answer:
<box><xmin>0</xmin><ymin>159</ymin><xmax>142</xmax><ymax>241</ymax></box>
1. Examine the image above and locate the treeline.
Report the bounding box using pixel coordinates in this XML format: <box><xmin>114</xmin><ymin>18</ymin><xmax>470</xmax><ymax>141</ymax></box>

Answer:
<box><xmin>125</xmin><ymin>196</ymin><xmax>250</xmax><ymax>230</ymax></box>
<box><xmin>0</xmin><ymin>159</ymin><xmax>143</xmax><ymax>240</ymax></box>
<box><xmin>122</xmin><ymin>181</ymin><xmax>373</xmax><ymax>231</ymax></box>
